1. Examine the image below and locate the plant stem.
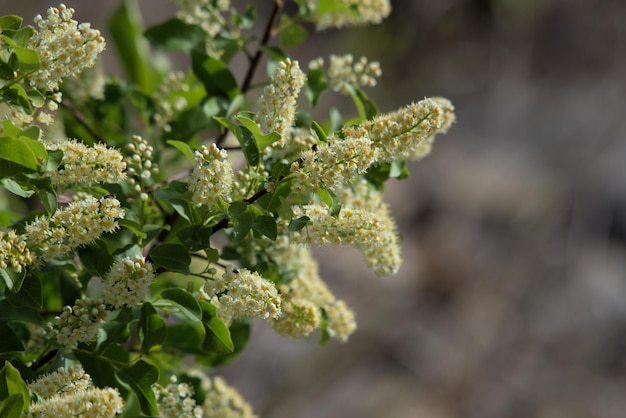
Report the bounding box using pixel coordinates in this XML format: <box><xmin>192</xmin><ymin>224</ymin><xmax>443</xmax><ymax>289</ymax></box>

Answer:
<box><xmin>61</xmin><ymin>99</ymin><xmax>105</xmax><ymax>143</ymax></box>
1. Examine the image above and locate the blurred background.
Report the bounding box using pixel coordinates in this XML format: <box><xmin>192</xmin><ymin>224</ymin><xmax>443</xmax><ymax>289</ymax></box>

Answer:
<box><xmin>3</xmin><ymin>0</ymin><xmax>626</xmax><ymax>417</ymax></box>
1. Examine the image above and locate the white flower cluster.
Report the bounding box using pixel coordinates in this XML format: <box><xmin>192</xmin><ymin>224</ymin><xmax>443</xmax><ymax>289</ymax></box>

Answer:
<box><xmin>25</xmin><ymin>195</ymin><xmax>124</xmax><ymax>262</ymax></box>
<box><xmin>307</xmin><ymin>0</ymin><xmax>392</xmax><ymax>30</ymax></box>
<box><xmin>310</xmin><ymin>54</ymin><xmax>382</xmax><ymax>94</ymax></box>
<box><xmin>198</xmin><ymin>265</ymin><xmax>281</xmax><ymax>324</ymax></box>
<box><xmin>171</xmin><ymin>0</ymin><xmax>230</xmax><ymax>56</ymax></box>
<box><xmin>47</xmin><ymin>297</ymin><xmax>108</xmax><ymax>349</ymax></box>
<box><xmin>269</xmin><ymin>126</ymin><xmax>318</xmax><ymax>160</ymax></box>
<box><xmin>101</xmin><ymin>256</ymin><xmax>154</xmax><ymax>308</ymax></box>
<box><xmin>188</xmin><ymin>144</ymin><xmax>235</xmax><ymax>208</ymax></box>
<box><xmin>27</xmin><ymin>365</ymin><xmax>124</xmax><ymax>418</ymax></box>
<box><xmin>291</xmin><ymin>97</ymin><xmax>455</xmax><ymax>195</ymax></box>
<box><xmin>154</xmin><ymin>375</ymin><xmax>203</xmax><ymax>418</ymax></box>
<box><xmin>29</xmin><ymin>4</ymin><xmax>106</xmax><ymax>92</ymax></box>
<box><xmin>63</xmin><ymin>64</ymin><xmax>106</xmax><ymax>103</ymax></box>
<box><xmin>198</xmin><ymin>374</ymin><xmax>258</xmax><ymax>418</ymax></box>
<box><xmin>289</xmin><ymin>183</ymin><xmax>401</xmax><ymax>276</ymax></box>
<box><xmin>0</xmin><ymin>227</ymin><xmax>34</xmax><ymax>273</ymax></box>
<box><xmin>267</xmin><ymin>240</ymin><xmax>357</xmax><ymax>341</ymax></box>
<box><xmin>256</xmin><ymin>58</ymin><xmax>306</xmax><ymax>136</ymax></box>
<box><xmin>45</xmin><ymin>139</ymin><xmax>126</xmax><ymax>187</ymax></box>
<box><xmin>125</xmin><ymin>135</ymin><xmax>159</xmax><ymax>203</ymax></box>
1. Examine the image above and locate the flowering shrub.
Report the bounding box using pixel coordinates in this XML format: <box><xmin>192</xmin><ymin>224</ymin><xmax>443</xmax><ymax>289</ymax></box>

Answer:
<box><xmin>0</xmin><ymin>1</ymin><xmax>454</xmax><ymax>416</ymax></box>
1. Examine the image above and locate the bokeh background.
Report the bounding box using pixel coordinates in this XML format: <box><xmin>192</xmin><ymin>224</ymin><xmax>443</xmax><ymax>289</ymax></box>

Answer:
<box><xmin>3</xmin><ymin>0</ymin><xmax>626</xmax><ymax>417</ymax></box>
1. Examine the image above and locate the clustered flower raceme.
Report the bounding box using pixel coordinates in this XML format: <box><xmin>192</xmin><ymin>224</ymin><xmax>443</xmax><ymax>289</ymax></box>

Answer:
<box><xmin>154</xmin><ymin>375</ymin><xmax>203</xmax><ymax>418</ymax></box>
<box><xmin>197</xmin><ymin>265</ymin><xmax>281</xmax><ymax>325</ymax></box>
<box><xmin>46</xmin><ymin>297</ymin><xmax>109</xmax><ymax>350</ymax></box>
<box><xmin>24</xmin><ymin>194</ymin><xmax>124</xmax><ymax>262</ymax></box>
<box><xmin>309</xmin><ymin>54</ymin><xmax>382</xmax><ymax>94</ymax></box>
<box><xmin>268</xmin><ymin>238</ymin><xmax>357</xmax><ymax>341</ymax></box>
<box><xmin>0</xmin><ymin>227</ymin><xmax>34</xmax><ymax>273</ymax></box>
<box><xmin>306</xmin><ymin>0</ymin><xmax>392</xmax><ymax>30</ymax></box>
<box><xmin>291</xmin><ymin>97</ymin><xmax>456</xmax><ymax>194</ymax></box>
<box><xmin>29</xmin><ymin>4</ymin><xmax>106</xmax><ymax>92</ymax></box>
<box><xmin>27</xmin><ymin>365</ymin><xmax>124</xmax><ymax>418</ymax></box>
<box><xmin>44</xmin><ymin>139</ymin><xmax>127</xmax><ymax>187</ymax></box>
<box><xmin>256</xmin><ymin>58</ymin><xmax>306</xmax><ymax>136</ymax></box>
<box><xmin>101</xmin><ymin>256</ymin><xmax>155</xmax><ymax>309</ymax></box>
<box><xmin>188</xmin><ymin>143</ymin><xmax>236</xmax><ymax>208</ymax></box>
<box><xmin>195</xmin><ymin>373</ymin><xmax>259</xmax><ymax>418</ymax></box>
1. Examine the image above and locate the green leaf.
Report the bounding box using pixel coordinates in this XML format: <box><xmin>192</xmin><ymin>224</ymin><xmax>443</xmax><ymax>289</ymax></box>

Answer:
<box><xmin>279</xmin><ymin>15</ymin><xmax>307</xmax><ymax>48</ymax></box>
<box><xmin>228</xmin><ymin>202</ymin><xmax>253</xmax><ymax>242</ymax></box>
<box><xmin>0</xmin><ymin>361</ymin><xmax>29</xmax><ymax>414</ymax></box>
<box><xmin>78</xmin><ymin>240</ymin><xmax>115</xmax><ymax>277</ymax></box>
<box><xmin>116</xmin><ymin>360</ymin><xmax>159</xmax><ymax>416</ymax></box>
<box><xmin>203</xmin><ymin>315</ymin><xmax>233</xmax><ymax>353</ymax></box>
<box><xmin>346</xmin><ymin>85</ymin><xmax>378</xmax><ymax>121</ymax></box>
<box><xmin>0</xmin><ymin>61</ymin><xmax>14</xmax><ymax>80</ymax></box>
<box><xmin>305</xmin><ymin>69</ymin><xmax>328</xmax><ymax>107</ymax></box>
<box><xmin>164</xmin><ymin>322</ymin><xmax>205</xmax><ymax>354</ymax></box>
<box><xmin>0</xmin><ymin>16</ymin><xmax>22</xmax><ymax>31</ymax></box>
<box><xmin>316</xmin><ymin>187</ymin><xmax>341</xmax><ymax>217</ymax></box>
<box><xmin>161</xmin><ymin>288</ymin><xmax>202</xmax><ymax>321</ymax></box>
<box><xmin>256</xmin><ymin>179</ymin><xmax>292</xmax><ymax>213</ymax></box>
<box><xmin>118</xmin><ymin>219</ymin><xmax>147</xmax><ymax>240</ymax></box>
<box><xmin>139</xmin><ymin>303</ymin><xmax>166</xmax><ymax>353</ymax></box>
<box><xmin>0</xmin><ymin>394</ymin><xmax>24</xmax><ymax>418</ymax></box>
<box><xmin>0</xmin><ymin>135</ymin><xmax>46</xmax><ymax>176</ymax></box>
<box><xmin>235</xmin><ymin>125</ymin><xmax>260</xmax><ymax>167</ymax></box>
<box><xmin>288</xmin><ymin>215</ymin><xmax>310</xmax><ymax>231</ymax></box>
<box><xmin>0</xmin><ymin>300</ymin><xmax>40</xmax><ymax>325</ymax></box>
<box><xmin>202</xmin><ymin>321</ymin><xmax>250</xmax><ymax>366</ymax></box>
<box><xmin>0</xmin><ymin>179</ymin><xmax>34</xmax><ymax>198</ymax></box>
<box><xmin>311</xmin><ymin>120</ymin><xmax>328</xmax><ymax>143</ymax></box>
<box><xmin>235</xmin><ymin>114</ymin><xmax>281</xmax><ymax>151</ymax></box>
<box><xmin>149</xmin><ymin>243</ymin><xmax>191</xmax><ymax>274</ymax></box>
<box><xmin>0</xmin><ymin>268</ymin><xmax>25</xmax><ymax>292</ymax></box>
<box><xmin>191</xmin><ymin>52</ymin><xmax>240</xmax><ymax>100</ymax></box>
<box><xmin>0</xmin><ymin>325</ymin><xmax>24</xmax><ymax>352</ymax></box>
<box><xmin>5</xmin><ymin>274</ymin><xmax>41</xmax><ymax>309</ymax></box>
<box><xmin>0</xmin><ymin>36</ymin><xmax>39</xmax><ymax>71</ymax></box>
<box><xmin>168</xmin><ymin>97</ymin><xmax>227</xmax><ymax>140</ymax></box>
<box><xmin>252</xmin><ymin>215</ymin><xmax>277</xmax><ymax>240</ymax></box>
<box><xmin>177</xmin><ymin>224</ymin><xmax>214</xmax><ymax>251</ymax></box>
<box><xmin>144</xmin><ymin>18</ymin><xmax>206</xmax><ymax>51</ymax></box>
<box><xmin>166</xmin><ymin>139</ymin><xmax>195</xmax><ymax>161</ymax></box>
<box><xmin>108</xmin><ymin>0</ymin><xmax>157</xmax><ymax>92</ymax></box>
<box><xmin>2</xmin><ymin>27</ymin><xmax>34</xmax><ymax>48</ymax></box>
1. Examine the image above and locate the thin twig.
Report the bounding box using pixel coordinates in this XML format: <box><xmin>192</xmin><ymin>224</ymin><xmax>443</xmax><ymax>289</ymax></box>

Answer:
<box><xmin>60</xmin><ymin>99</ymin><xmax>105</xmax><ymax>143</ymax></box>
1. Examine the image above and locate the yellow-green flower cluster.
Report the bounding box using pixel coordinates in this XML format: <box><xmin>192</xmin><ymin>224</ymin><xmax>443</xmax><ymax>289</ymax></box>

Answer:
<box><xmin>153</xmin><ymin>71</ymin><xmax>189</xmax><ymax>132</ymax></box>
<box><xmin>267</xmin><ymin>239</ymin><xmax>356</xmax><ymax>342</ymax></box>
<box><xmin>291</xmin><ymin>97</ymin><xmax>455</xmax><ymax>195</ymax></box>
<box><xmin>198</xmin><ymin>265</ymin><xmax>281</xmax><ymax>324</ymax></box>
<box><xmin>289</xmin><ymin>183</ymin><xmax>401</xmax><ymax>276</ymax></box>
<box><xmin>0</xmin><ymin>227</ymin><xmax>34</xmax><ymax>273</ymax></box>
<box><xmin>154</xmin><ymin>375</ymin><xmax>203</xmax><ymax>418</ymax></box>
<box><xmin>188</xmin><ymin>144</ymin><xmax>235</xmax><ymax>208</ymax></box>
<box><xmin>29</xmin><ymin>4</ymin><xmax>106</xmax><ymax>92</ymax></box>
<box><xmin>359</xmin><ymin>97</ymin><xmax>456</xmax><ymax>162</ymax></box>
<box><xmin>310</xmin><ymin>54</ymin><xmax>382</xmax><ymax>94</ymax></box>
<box><xmin>101</xmin><ymin>256</ymin><xmax>154</xmax><ymax>308</ymax></box>
<box><xmin>45</xmin><ymin>139</ymin><xmax>126</xmax><ymax>187</ymax></box>
<box><xmin>27</xmin><ymin>365</ymin><xmax>124</xmax><ymax>418</ymax></box>
<box><xmin>47</xmin><ymin>297</ymin><xmax>108</xmax><ymax>349</ymax></box>
<box><xmin>25</xmin><ymin>195</ymin><xmax>124</xmax><ymax>261</ymax></box>
<box><xmin>307</xmin><ymin>0</ymin><xmax>392</xmax><ymax>30</ymax></box>
<box><xmin>256</xmin><ymin>58</ymin><xmax>306</xmax><ymax>136</ymax></box>
<box><xmin>199</xmin><ymin>374</ymin><xmax>258</xmax><ymax>418</ymax></box>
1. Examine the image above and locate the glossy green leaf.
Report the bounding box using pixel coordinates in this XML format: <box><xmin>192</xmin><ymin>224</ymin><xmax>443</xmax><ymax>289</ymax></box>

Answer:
<box><xmin>149</xmin><ymin>243</ymin><xmax>191</xmax><ymax>274</ymax></box>
<box><xmin>311</xmin><ymin>120</ymin><xmax>328</xmax><ymax>143</ymax></box>
<box><xmin>165</xmin><ymin>322</ymin><xmax>205</xmax><ymax>354</ymax></box>
<box><xmin>346</xmin><ymin>85</ymin><xmax>378</xmax><ymax>121</ymax></box>
<box><xmin>316</xmin><ymin>187</ymin><xmax>341</xmax><ymax>217</ymax></box>
<box><xmin>78</xmin><ymin>240</ymin><xmax>115</xmax><ymax>277</ymax></box>
<box><xmin>0</xmin><ymin>361</ymin><xmax>29</xmax><ymax>414</ymax></box>
<box><xmin>192</xmin><ymin>53</ymin><xmax>240</xmax><ymax>100</ymax></box>
<box><xmin>0</xmin><ymin>268</ymin><xmax>25</xmax><ymax>292</ymax></box>
<box><xmin>108</xmin><ymin>0</ymin><xmax>157</xmax><ymax>92</ymax></box>
<box><xmin>228</xmin><ymin>202</ymin><xmax>253</xmax><ymax>242</ymax></box>
<box><xmin>235</xmin><ymin>114</ymin><xmax>281</xmax><ymax>151</ymax></box>
<box><xmin>203</xmin><ymin>315</ymin><xmax>233</xmax><ymax>353</ymax></box>
<box><xmin>5</xmin><ymin>274</ymin><xmax>41</xmax><ymax>309</ymax></box>
<box><xmin>116</xmin><ymin>360</ymin><xmax>159</xmax><ymax>416</ymax></box>
<box><xmin>0</xmin><ymin>16</ymin><xmax>22</xmax><ymax>31</ymax></box>
<box><xmin>0</xmin><ymin>36</ymin><xmax>39</xmax><ymax>71</ymax></box>
<box><xmin>161</xmin><ymin>288</ymin><xmax>202</xmax><ymax>321</ymax></box>
<box><xmin>140</xmin><ymin>303</ymin><xmax>166</xmax><ymax>353</ymax></box>
<box><xmin>279</xmin><ymin>15</ymin><xmax>307</xmax><ymax>48</ymax></box>
<box><xmin>177</xmin><ymin>224</ymin><xmax>214</xmax><ymax>251</ymax></box>
<box><xmin>2</xmin><ymin>27</ymin><xmax>34</xmax><ymax>48</ymax></box>
<box><xmin>236</xmin><ymin>125</ymin><xmax>260</xmax><ymax>167</ymax></box>
<box><xmin>0</xmin><ymin>394</ymin><xmax>24</xmax><ymax>418</ymax></box>
<box><xmin>144</xmin><ymin>18</ymin><xmax>205</xmax><ymax>51</ymax></box>
<box><xmin>288</xmin><ymin>215</ymin><xmax>310</xmax><ymax>231</ymax></box>
<box><xmin>252</xmin><ymin>215</ymin><xmax>277</xmax><ymax>240</ymax></box>
<box><xmin>0</xmin><ymin>135</ymin><xmax>46</xmax><ymax>176</ymax></box>
<box><xmin>166</xmin><ymin>139</ymin><xmax>195</xmax><ymax>161</ymax></box>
